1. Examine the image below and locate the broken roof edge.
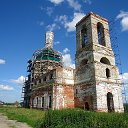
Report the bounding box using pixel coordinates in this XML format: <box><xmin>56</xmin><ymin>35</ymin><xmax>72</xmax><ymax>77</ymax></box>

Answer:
<box><xmin>76</xmin><ymin>12</ymin><xmax>108</xmax><ymax>27</ymax></box>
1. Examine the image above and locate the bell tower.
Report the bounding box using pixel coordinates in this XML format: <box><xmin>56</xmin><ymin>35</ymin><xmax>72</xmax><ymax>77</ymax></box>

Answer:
<box><xmin>75</xmin><ymin>12</ymin><xmax>124</xmax><ymax>112</ymax></box>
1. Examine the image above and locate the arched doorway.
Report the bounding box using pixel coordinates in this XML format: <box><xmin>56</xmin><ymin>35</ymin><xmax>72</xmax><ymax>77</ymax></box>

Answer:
<box><xmin>85</xmin><ymin>102</ymin><xmax>89</xmax><ymax>110</ymax></box>
<box><xmin>107</xmin><ymin>92</ymin><xmax>114</xmax><ymax>112</ymax></box>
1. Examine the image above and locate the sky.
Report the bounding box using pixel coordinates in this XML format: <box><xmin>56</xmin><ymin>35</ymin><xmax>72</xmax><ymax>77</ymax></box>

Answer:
<box><xmin>0</xmin><ymin>0</ymin><xmax>128</xmax><ymax>103</ymax></box>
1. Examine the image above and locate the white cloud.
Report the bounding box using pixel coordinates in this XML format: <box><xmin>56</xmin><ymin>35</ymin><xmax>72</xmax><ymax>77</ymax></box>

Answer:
<box><xmin>83</xmin><ymin>0</ymin><xmax>92</xmax><ymax>4</ymax></box>
<box><xmin>116</xmin><ymin>11</ymin><xmax>128</xmax><ymax>31</ymax></box>
<box><xmin>55</xmin><ymin>15</ymin><xmax>68</xmax><ymax>25</ymax></box>
<box><xmin>39</xmin><ymin>21</ymin><xmax>44</xmax><ymax>26</ymax></box>
<box><xmin>63</xmin><ymin>48</ymin><xmax>70</xmax><ymax>54</ymax></box>
<box><xmin>54</xmin><ymin>13</ymin><xmax>85</xmax><ymax>32</ymax></box>
<box><xmin>54</xmin><ymin>41</ymin><xmax>60</xmax><ymax>45</ymax></box>
<box><xmin>0</xmin><ymin>85</ymin><xmax>14</xmax><ymax>91</ymax></box>
<box><xmin>0</xmin><ymin>59</ymin><xmax>5</xmax><ymax>64</ymax></box>
<box><xmin>67</xmin><ymin>0</ymin><xmax>81</xmax><ymax>11</ymax></box>
<box><xmin>11</xmin><ymin>76</ymin><xmax>25</xmax><ymax>85</ymax></box>
<box><xmin>62</xmin><ymin>54</ymin><xmax>75</xmax><ymax>68</ymax></box>
<box><xmin>49</xmin><ymin>0</ymin><xmax>64</xmax><ymax>4</ymax></box>
<box><xmin>49</xmin><ymin>0</ymin><xmax>91</xmax><ymax>11</ymax></box>
<box><xmin>65</xmin><ymin>12</ymin><xmax>85</xmax><ymax>32</ymax></box>
<box><xmin>46</xmin><ymin>7</ymin><xmax>54</xmax><ymax>16</ymax></box>
<box><xmin>62</xmin><ymin>48</ymin><xmax>75</xmax><ymax>69</ymax></box>
<box><xmin>46</xmin><ymin>23</ymin><xmax>60</xmax><ymax>31</ymax></box>
<box><xmin>40</xmin><ymin>6</ymin><xmax>53</xmax><ymax>16</ymax></box>
<box><xmin>119</xmin><ymin>72</ymin><xmax>128</xmax><ymax>83</ymax></box>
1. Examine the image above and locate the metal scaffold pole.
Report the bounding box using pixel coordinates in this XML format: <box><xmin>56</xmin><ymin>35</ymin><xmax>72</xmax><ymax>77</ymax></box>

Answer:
<box><xmin>109</xmin><ymin>20</ymin><xmax>128</xmax><ymax>112</ymax></box>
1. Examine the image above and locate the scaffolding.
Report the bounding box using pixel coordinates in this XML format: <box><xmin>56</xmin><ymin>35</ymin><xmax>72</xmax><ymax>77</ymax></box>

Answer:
<box><xmin>109</xmin><ymin>20</ymin><xmax>128</xmax><ymax>112</ymax></box>
<box><xmin>22</xmin><ymin>33</ymin><xmax>63</xmax><ymax>108</ymax></box>
<box><xmin>32</xmin><ymin>48</ymin><xmax>62</xmax><ymax>62</ymax></box>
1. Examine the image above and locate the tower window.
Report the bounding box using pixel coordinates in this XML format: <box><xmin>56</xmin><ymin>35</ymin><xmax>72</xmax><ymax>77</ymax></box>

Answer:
<box><xmin>100</xmin><ymin>57</ymin><xmax>111</xmax><ymax>65</ymax></box>
<box><xmin>81</xmin><ymin>27</ymin><xmax>88</xmax><ymax>48</ymax></box>
<box><xmin>81</xmin><ymin>59</ymin><xmax>88</xmax><ymax>66</ymax></box>
<box><xmin>97</xmin><ymin>22</ymin><xmax>105</xmax><ymax>46</ymax></box>
<box><xmin>106</xmin><ymin>68</ymin><xmax>110</xmax><ymax>78</ymax></box>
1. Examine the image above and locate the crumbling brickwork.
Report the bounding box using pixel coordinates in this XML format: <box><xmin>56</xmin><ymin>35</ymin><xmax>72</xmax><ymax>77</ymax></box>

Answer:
<box><xmin>23</xmin><ymin>12</ymin><xmax>124</xmax><ymax>113</ymax></box>
<box><xmin>75</xmin><ymin>12</ymin><xmax>124</xmax><ymax>112</ymax></box>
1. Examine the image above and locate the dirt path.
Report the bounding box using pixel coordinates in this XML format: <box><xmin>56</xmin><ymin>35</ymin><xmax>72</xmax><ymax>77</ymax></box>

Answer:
<box><xmin>0</xmin><ymin>113</ymin><xmax>32</xmax><ymax>128</ymax></box>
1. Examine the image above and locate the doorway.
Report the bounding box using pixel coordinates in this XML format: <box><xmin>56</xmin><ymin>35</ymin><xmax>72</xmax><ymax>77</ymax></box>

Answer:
<box><xmin>85</xmin><ymin>102</ymin><xmax>89</xmax><ymax>110</ymax></box>
<box><xmin>107</xmin><ymin>92</ymin><xmax>114</xmax><ymax>112</ymax></box>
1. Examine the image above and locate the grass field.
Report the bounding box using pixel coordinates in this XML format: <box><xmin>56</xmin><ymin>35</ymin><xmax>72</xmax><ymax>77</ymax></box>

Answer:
<box><xmin>0</xmin><ymin>106</ymin><xmax>45</xmax><ymax>127</ymax></box>
<box><xmin>0</xmin><ymin>106</ymin><xmax>128</xmax><ymax>128</ymax></box>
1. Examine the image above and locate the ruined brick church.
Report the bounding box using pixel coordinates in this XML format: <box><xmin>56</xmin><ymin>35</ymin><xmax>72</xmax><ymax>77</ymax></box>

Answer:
<box><xmin>23</xmin><ymin>12</ymin><xmax>124</xmax><ymax>112</ymax></box>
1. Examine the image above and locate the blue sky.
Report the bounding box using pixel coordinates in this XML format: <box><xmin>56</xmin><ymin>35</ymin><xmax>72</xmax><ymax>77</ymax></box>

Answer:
<box><xmin>0</xmin><ymin>0</ymin><xmax>128</xmax><ymax>103</ymax></box>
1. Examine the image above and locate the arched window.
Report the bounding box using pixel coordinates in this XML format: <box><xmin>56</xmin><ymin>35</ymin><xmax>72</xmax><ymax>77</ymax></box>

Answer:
<box><xmin>97</xmin><ymin>22</ymin><xmax>105</xmax><ymax>46</ymax></box>
<box><xmin>81</xmin><ymin>27</ymin><xmax>88</xmax><ymax>48</ymax></box>
<box><xmin>107</xmin><ymin>92</ymin><xmax>114</xmax><ymax>112</ymax></box>
<box><xmin>100</xmin><ymin>57</ymin><xmax>111</xmax><ymax>65</ymax></box>
<box><xmin>106</xmin><ymin>68</ymin><xmax>110</xmax><ymax>78</ymax></box>
<box><xmin>81</xmin><ymin>59</ymin><xmax>88</xmax><ymax>66</ymax></box>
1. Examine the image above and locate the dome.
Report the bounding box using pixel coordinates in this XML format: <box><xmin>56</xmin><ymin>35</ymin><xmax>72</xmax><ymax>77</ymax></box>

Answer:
<box><xmin>32</xmin><ymin>48</ymin><xmax>62</xmax><ymax>63</ymax></box>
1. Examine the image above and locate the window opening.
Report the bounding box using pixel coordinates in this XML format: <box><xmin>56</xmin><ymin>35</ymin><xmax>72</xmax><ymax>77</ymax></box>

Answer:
<box><xmin>42</xmin><ymin>97</ymin><xmax>44</xmax><ymax>108</ymax></box>
<box><xmin>106</xmin><ymin>68</ymin><xmax>110</xmax><ymax>78</ymax></box>
<box><xmin>49</xmin><ymin>95</ymin><xmax>52</xmax><ymax>108</ymax></box>
<box><xmin>81</xmin><ymin>59</ymin><xmax>88</xmax><ymax>66</ymax></box>
<box><xmin>100</xmin><ymin>57</ymin><xmax>111</xmax><ymax>65</ymax></box>
<box><xmin>97</xmin><ymin>22</ymin><xmax>105</xmax><ymax>46</ymax></box>
<box><xmin>36</xmin><ymin>97</ymin><xmax>38</xmax><ymax>106</ymax></box>
<box><xmin>81</xmin><ymin>27</ymin><xmax>88</xmax><ymax>48</ymax></box>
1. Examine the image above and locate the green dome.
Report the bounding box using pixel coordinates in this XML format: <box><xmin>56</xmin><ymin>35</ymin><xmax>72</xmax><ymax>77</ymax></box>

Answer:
<box><xmin>33</xmin><ymin>48</ymin><xmax>62</xmax><ymax>62</ymax></box>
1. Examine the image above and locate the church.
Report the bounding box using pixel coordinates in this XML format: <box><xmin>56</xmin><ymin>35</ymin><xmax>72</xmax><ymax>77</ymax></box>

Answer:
<box><xmin>23</xmin><ymin>12</ymin><xmax>124</xmax><ymax>112</ymax></box>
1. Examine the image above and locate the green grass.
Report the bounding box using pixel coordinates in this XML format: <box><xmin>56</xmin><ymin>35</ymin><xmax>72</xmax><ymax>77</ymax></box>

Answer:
<box><xmin>0</xmin><ymin>106</ymin><xmax>128</xmax><ymax>128</ymax></box>
<box><xmin>0</xmin><ymin>106</ymin><xmax>45</xmax><ymax>127</ymax></box>
<box><xmin>39</xmin><ymin>109</ymin><xmax>128</xmax><ymax>128</ymax></box>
